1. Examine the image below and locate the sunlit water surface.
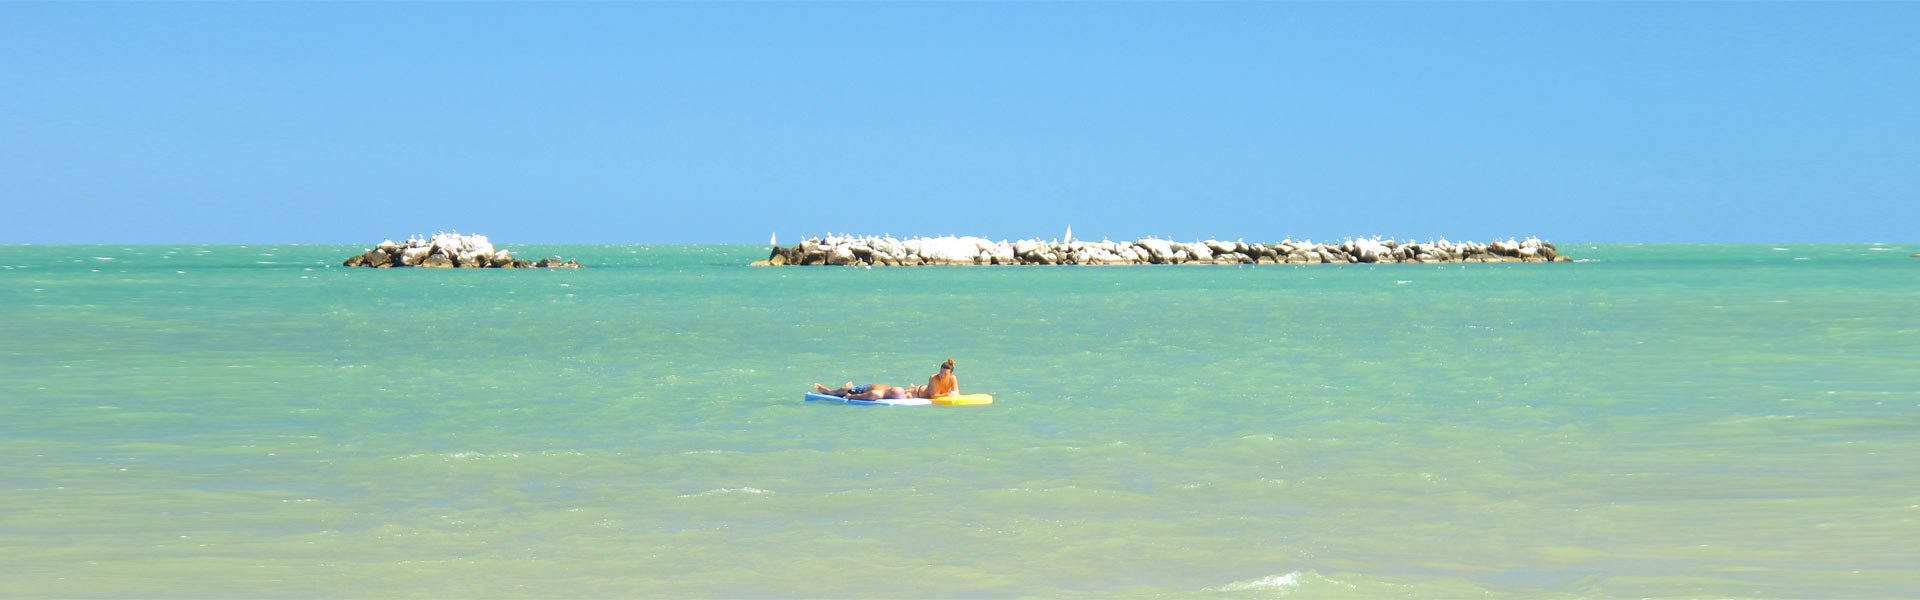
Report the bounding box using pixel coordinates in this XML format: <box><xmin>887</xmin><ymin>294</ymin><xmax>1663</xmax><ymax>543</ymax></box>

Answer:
<box><xmin>2</xmin><ymin>243</ymin><xmax>1916</xmax><ymax>598</ymax></box>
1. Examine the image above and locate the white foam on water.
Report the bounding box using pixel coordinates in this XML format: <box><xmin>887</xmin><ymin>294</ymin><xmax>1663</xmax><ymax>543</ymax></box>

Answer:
<box><xmin>391</xmin><ymin>451</ymin><xmax>529</xmax><ymax>461</ymax></box>
<box><xmin>679</xmin><ymin>487</ymin><xmax>772</xmax><ymax>498</ymax></box>
<box><xmin>1211</xmin><ymin>571</ymin><xmax>1303</xmax><ymax>592</ymax></box>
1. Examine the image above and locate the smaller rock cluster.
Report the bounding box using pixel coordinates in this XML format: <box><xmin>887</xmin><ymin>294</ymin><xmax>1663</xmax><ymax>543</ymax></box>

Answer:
<box><xmin>756</xmin><ymin>235</ymin><xmax>1570</xmax><ymax>266</ymax></box>
<box><xmin>342</xmin><ymin>233</ymin><xmax>579</xmax><ymax>269</ymax></box>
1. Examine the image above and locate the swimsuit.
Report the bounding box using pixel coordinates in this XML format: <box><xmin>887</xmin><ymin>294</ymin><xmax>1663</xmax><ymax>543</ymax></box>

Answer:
<box><xmin>849</xmin><ymin>383</ymin><xmax>874</xmax><ymax>395</ymax></box>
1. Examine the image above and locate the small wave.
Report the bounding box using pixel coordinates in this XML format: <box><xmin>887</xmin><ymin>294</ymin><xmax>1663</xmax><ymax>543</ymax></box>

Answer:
<box><xmin>1211</xmin><ymin>571</ymin><xmax>1303</xmax><ymax>592</ymax></box>
<box><xmin>392</xmin><ymin>452</ymin><xmax>527</xmax><ymax>461</ymax></box>
<box><xmin>679</xmin><ymin>487</ymin><xmax>773</xmax><ymax>498</ymax></box>
<box><xmin>1019</xmin><ymin>445</ymin><xmax>1083</xmax><ymax>452</ymax></box>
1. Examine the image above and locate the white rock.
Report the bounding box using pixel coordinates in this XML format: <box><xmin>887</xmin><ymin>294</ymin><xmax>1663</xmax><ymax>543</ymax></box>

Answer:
<box><xmin>428</xmin><ymin>233</ymin><xmax>463</xmax><ymax>257</ymax></box>
<box><xmin>1137</xmin><ymin>239</ymin><xmax>1175</xmax><ymax>262</ymax></box>
<box><xmin>987</xmin><ymin>242</ymin><xmax>1015</xmax><ymax>265</ymax></box>
<box><xmin>829</xmin><ymin>245</ymin><xmax>857</xmax><ymax>266</ymax></box>
<box><xmin>1349</xmin><ymin>238</ymin><xmax>1390</xmax><ymax>263</ymax></box>
<box><xmin>460</xmin><ymin>235</ymin><xmax>494</xmax><ymax>256</ymax></box>
<box><xmin>400</xmin><ymin>246</ymin><xmax>432</xmax><ymax>266</ymax></box>
<box><xmin>913</xmin><ymin>236</ymin><xmax>985</xmax><ymax>265</ymax></box>
<box><xmin>1186</xmin><ymin>242</ymin><xmax>1214</xmax><ymax>261</ymax></box>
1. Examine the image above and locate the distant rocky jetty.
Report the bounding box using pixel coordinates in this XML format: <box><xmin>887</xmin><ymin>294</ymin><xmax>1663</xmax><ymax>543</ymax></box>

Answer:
<box><xmin>754</xmin><ymin>235</ymin><xmax>1570</xmax><ymax>266</ymax></box>
<box><xmin>342</xmin><ymin>233</ymin><xmax>579</xmax><ymax>269</ymax></box>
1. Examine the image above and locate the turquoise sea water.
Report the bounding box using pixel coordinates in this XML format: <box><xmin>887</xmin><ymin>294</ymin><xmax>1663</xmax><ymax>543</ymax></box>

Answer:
<box><xmin>2</xmin><ymin>243</ymin><xmax>1916</xmax><ymax>598</ymax></box>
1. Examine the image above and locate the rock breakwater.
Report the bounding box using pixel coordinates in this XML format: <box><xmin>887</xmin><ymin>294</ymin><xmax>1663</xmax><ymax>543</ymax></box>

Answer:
<box><xmin>342</xmin><ymin>233</ymin><xmax>580</xmax><ymax>268</ymax></box>
<box><xmin>755</xmin><ymin>235</ymin><xmax>1570</xmax><ymax>266</ymax></box>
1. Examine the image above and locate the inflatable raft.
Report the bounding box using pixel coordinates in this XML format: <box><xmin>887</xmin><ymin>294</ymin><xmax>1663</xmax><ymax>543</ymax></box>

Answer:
<box><xmin>803</xmin><ymin>392</ymin><xmax>994</xmax><ymax>406</ymax></box>
<box><xmin>932</xmin><ymin>393</ymin><xmax>994</xmax><ymax>406</ymax></box>
<box><xmin>804</xmin><ymin>392</ymin><xmax>930</xmax><ymax>406</ymax></box>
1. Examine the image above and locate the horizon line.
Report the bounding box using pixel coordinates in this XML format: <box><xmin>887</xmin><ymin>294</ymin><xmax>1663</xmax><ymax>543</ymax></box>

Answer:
<box><xmin>3</xmin><ymin>238</ymin><xmax>1916</xmax><ymax>246</ymax></box>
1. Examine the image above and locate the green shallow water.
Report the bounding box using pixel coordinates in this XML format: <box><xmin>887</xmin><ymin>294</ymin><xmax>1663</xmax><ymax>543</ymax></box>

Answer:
<box><xmin>2</xmin><ymin>243</ymin><xmax>1917</xmax><ymax>598</ymax></box>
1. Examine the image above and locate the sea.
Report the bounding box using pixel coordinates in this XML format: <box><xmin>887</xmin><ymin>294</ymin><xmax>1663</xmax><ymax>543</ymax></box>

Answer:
<box><xmin>2</xmin><ymin>243</ymin><xmax>1915</xmax><ymax>599</ymax></box>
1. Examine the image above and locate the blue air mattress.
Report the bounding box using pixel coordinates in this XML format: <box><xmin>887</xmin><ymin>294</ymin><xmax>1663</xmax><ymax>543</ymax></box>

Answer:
<box><xmin>804</xmin><ymin>392</ymin><xmax>932</xmax><ymax>406</ymax></box>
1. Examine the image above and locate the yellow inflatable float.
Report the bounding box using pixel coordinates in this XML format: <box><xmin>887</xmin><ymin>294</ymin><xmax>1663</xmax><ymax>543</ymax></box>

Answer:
<box><xmin>932</xmin><ymin>393</ymin><xmax>994</xmax><ymax>406</ymax></box>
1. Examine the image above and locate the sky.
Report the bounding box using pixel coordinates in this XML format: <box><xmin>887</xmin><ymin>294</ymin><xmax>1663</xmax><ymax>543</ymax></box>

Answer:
<box><xmin>2</xmin><ymin>2</ymin><xmax>1915</xmax><ymax>245</ymax></box>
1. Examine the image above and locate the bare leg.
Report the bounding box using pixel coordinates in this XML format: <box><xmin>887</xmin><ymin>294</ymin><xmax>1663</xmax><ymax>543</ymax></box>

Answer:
<box><xmin>849</xmin><ymin>384</ymin><xmax>892</xmax><ymax>401</ymax></box>
<box><xmin>814</xmin><ymin>382</ymin><xmax>856</xmax><ymax>397</ymax></box>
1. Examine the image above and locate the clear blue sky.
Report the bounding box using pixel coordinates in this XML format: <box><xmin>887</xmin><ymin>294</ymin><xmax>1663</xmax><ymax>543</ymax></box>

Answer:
<box><xmin>3</xmin><ymin>2</ymin><xmax>1915</xmax><ymax>244</ymax></box>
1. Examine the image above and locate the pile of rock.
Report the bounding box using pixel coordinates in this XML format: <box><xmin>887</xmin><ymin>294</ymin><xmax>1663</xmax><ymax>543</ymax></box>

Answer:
<box><xmin>342</xmin><ymin>233</ymin><xmax>580</xmax><ymax>269</ymax></box>
<box><xmin>754</xmin><ymin>235</ymin><xmax>1569</xmax><ymax>266</ymax></box>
